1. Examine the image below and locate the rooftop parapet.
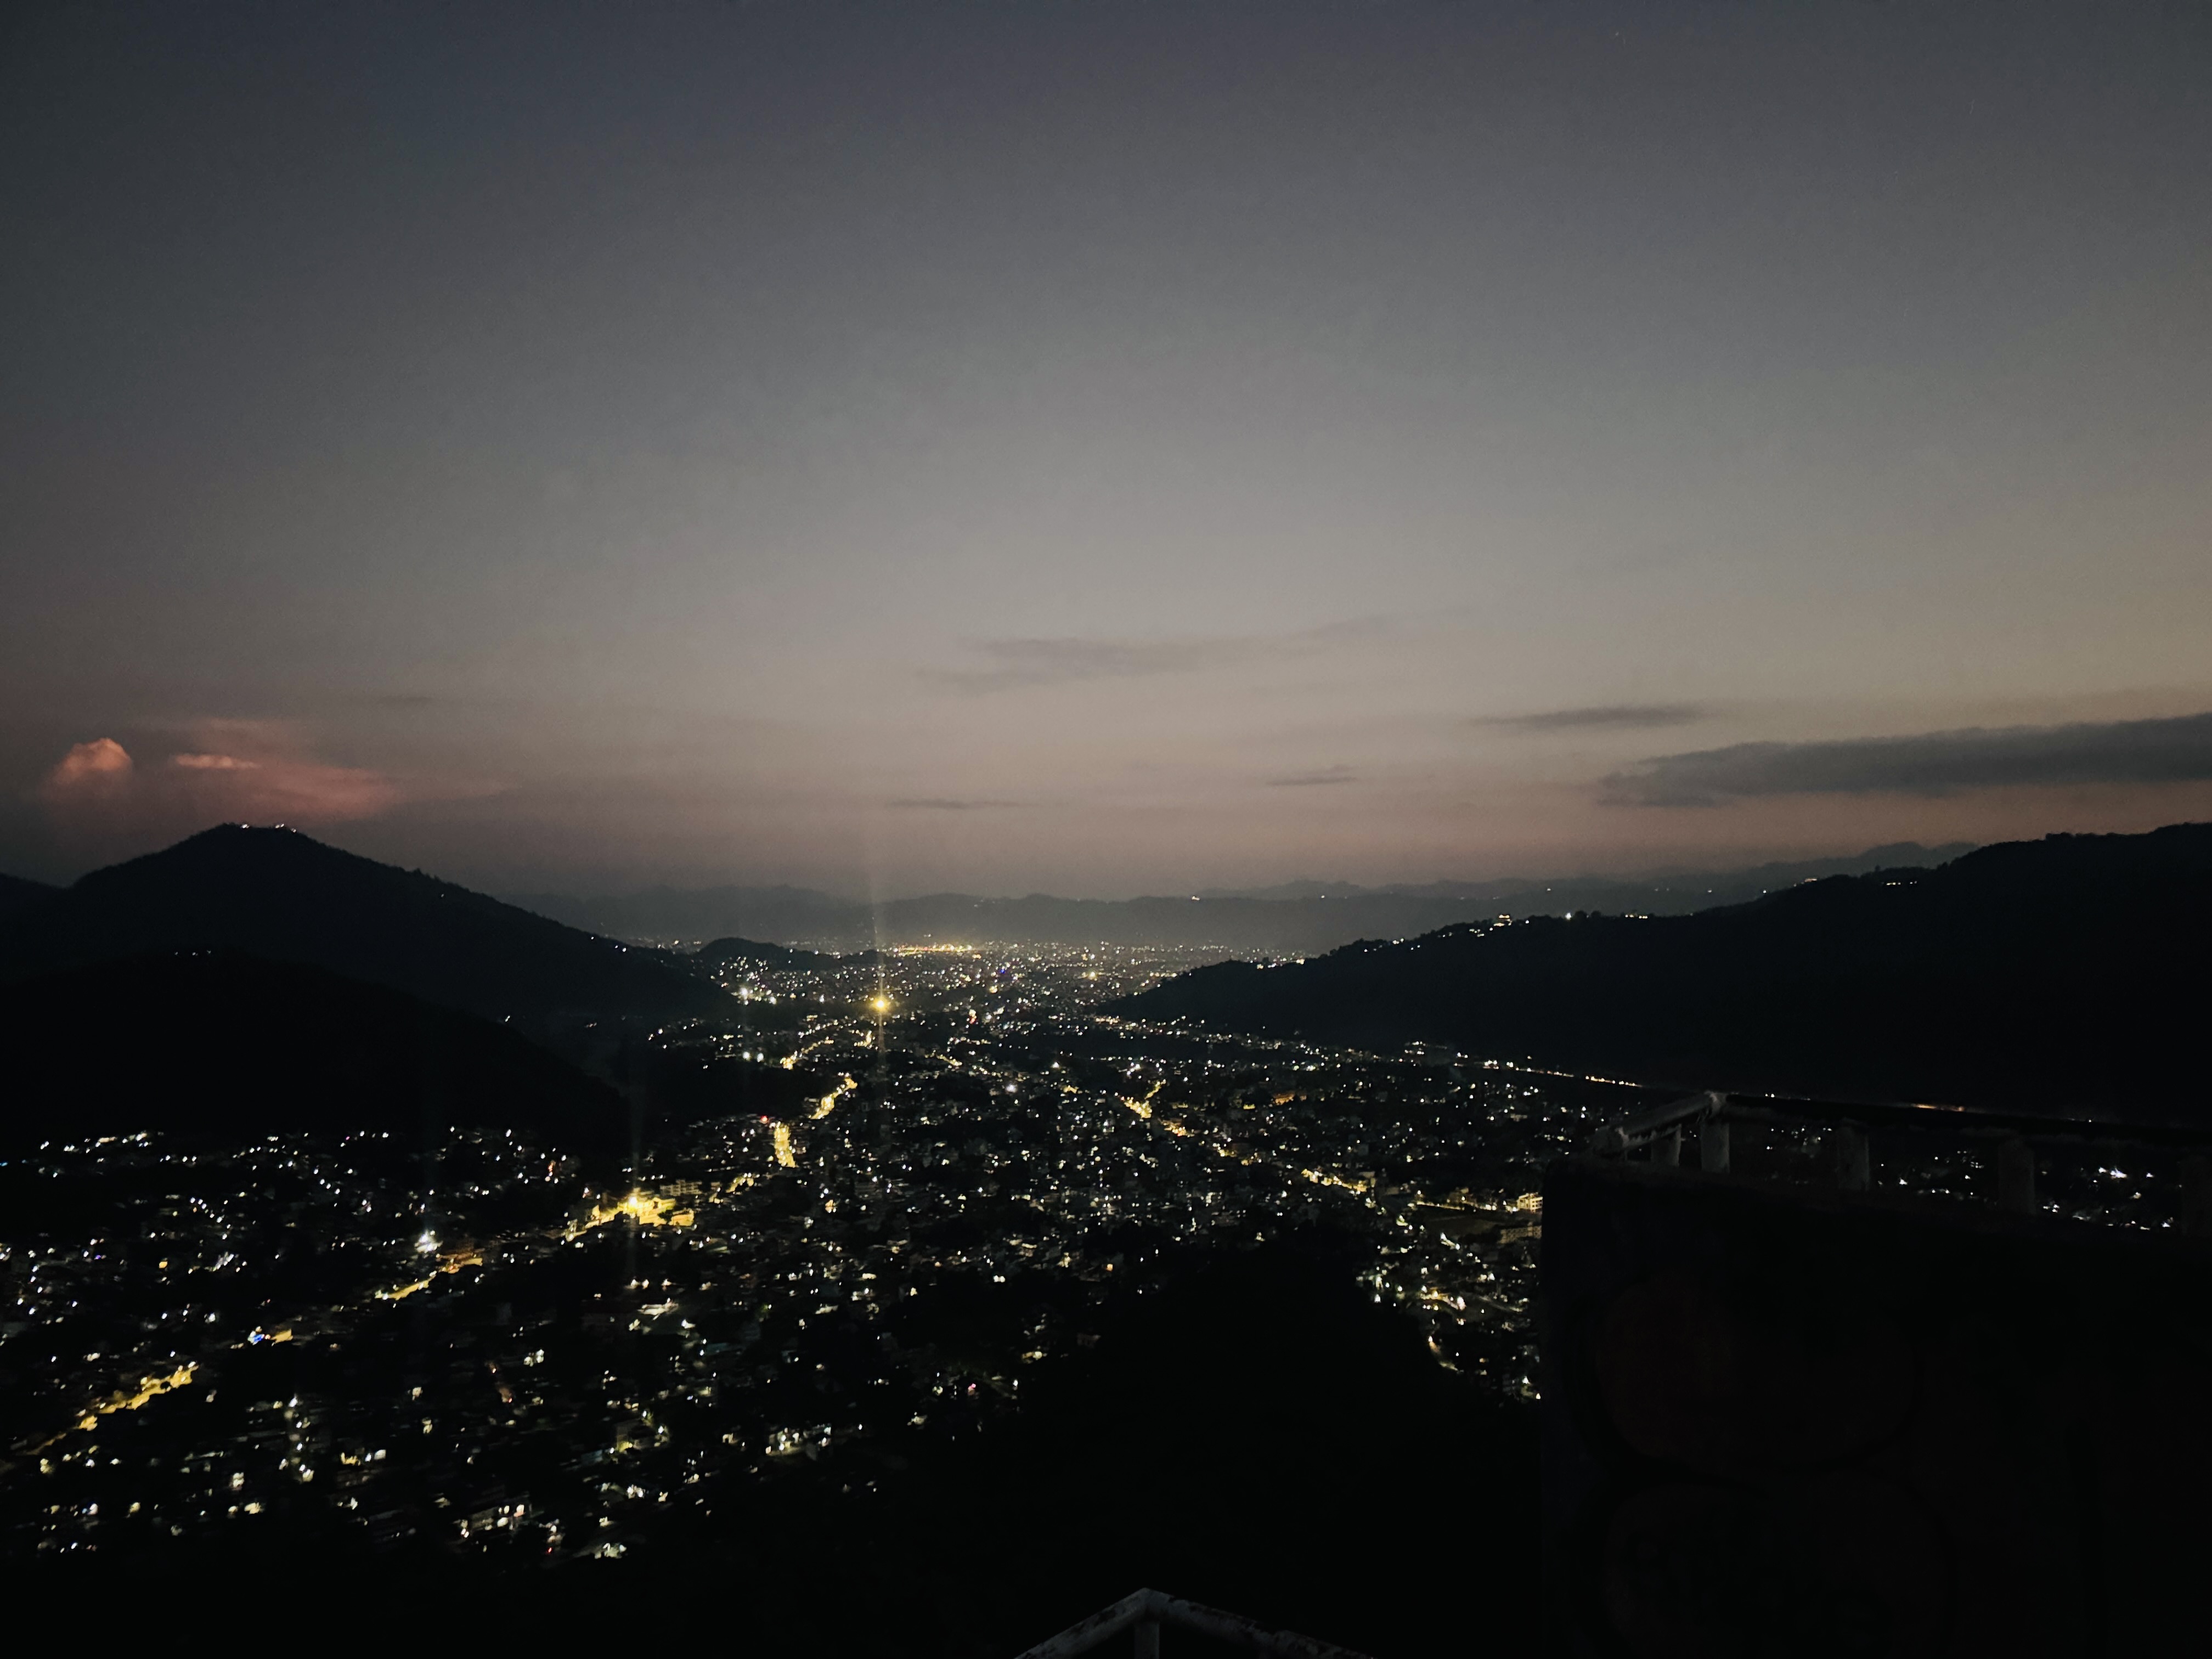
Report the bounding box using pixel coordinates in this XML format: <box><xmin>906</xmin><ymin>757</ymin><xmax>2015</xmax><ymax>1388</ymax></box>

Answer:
<box><xmin>1015</xmin><ymin>1588</ymin><xmax>1375</xmax><ymax>1658</ymax></box>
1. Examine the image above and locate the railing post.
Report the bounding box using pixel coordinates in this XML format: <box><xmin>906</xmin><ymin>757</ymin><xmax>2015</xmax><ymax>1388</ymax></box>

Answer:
<box><xmin>1835</xmin><ymin>1125</ymin><xmax>1870</xmax><ymax>1192</ymax></box>
<box><xmin>1997</xmin><ymin>1138</ymin><xmax>2036</xmax><ymax>1214</ymax></box>
<box><xmin>1133</xmin><ymin>1616</ymin><xmax>1160</xmax><ymax>1658</ymax></box>
<box><xmin>1700</xmin><ymin>1119</ymin><xmax>1730</xmax><ymax>1175</ymax></box>
<box><xmin>2186</xmin><ymin>1156</ymin><xmax>2212</xmax><ymax>1238</ymax></box>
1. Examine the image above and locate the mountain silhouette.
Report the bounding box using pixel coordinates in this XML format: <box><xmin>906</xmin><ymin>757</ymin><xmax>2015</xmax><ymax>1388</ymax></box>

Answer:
<box><xmin>0</xmin><ymin>872</ymin><xmax>56</xmax><ymax>922</ymax></box>
<box><xmin>697</xmin><ymin>935</ymin><xmax>847</xmax><ymax>971</ymax></box>
<box><xmin>0</xmin><ymin>951</ymin><xmax>628</xmax><ymax>1160</ymax></box>
<box><xmin>0</xmin><ymin>826</ymin><xmax>729</xmax><ymax>1026</ymax></box>
<box><xmin>1114</xmin><ymin>823</ymin><xmax>2212</xmax><ymax>1121</ymax></box>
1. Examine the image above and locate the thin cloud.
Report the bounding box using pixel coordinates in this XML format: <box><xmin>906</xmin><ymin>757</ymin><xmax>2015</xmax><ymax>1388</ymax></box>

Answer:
<box><xmin>1477</xmin><ymin>703</ymin><xmax>1709</xmax><ymax>733</ymax></box>
<box><xmin>1267</xmin><ymin>766</ymin><xmax>1358</xmax><ymax>787</ymax></box>
<box><xmin>171</xmin><ymin>752</ymin><xmax>261</xmax><ymax>771</ymax></box>
<box><xmin>35</xmin><ymin>725</ymin><xmax>403</xmax><ymax>840</ymax></box>
<box><xmin>41</xmin><ymin>738</ymin><xmax>133</xmax><ymax>793</ymax></box>
<box><xmin>1605</xmin><ymin>710</ymin><xmax>2212</xmax><ymax>807</ymax></box>
<box><xmin>923</xmin><ymin>619</ymin><xmax>1393</xmax><ymax>693</ymax></box>
<box><xmin>884</xmin><ymin>797</ymin><xmax>1024</xmax><ymax>811</ymax></box>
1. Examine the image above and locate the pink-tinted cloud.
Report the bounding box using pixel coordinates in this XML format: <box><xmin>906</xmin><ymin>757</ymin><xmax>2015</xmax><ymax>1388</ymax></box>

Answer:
<box><xmin>170</xmin><ymin>752</ymin><xmax>260</xmax><ymax>771</ymax></box>
<box><xmin>157</xmin><ymin>725</ymin><xmax>399</xmax><ymax>826</ymax></box>
<box><xmin>35</xmin><ymin>727</ymin><xmax>404</xmax><ymax>862</ymax></box>
<box><xmin>42</xmin><ymin>737</ymin><xmax>134</xmax><ymax>791</ymax></box>
<box><xmin>168</xmin><ymin>755</ymin><xmax>398</xmax><ymax>824</ymax></box>
<box><xmin>38</xmin><ymin>740</ymin><xmax>140</xmax><ymax>855</ymax></box>
<box><xmin>38</xmin><ymin>738</ymin><xmax>145</xmax><ymax>859</ymax></box>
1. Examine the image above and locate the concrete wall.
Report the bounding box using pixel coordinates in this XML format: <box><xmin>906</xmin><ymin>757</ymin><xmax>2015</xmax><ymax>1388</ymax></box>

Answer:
<box><xmin>1541</xmin><ymin>1158</ymin><xmax>2212</xmax><ymax>1656</ymax></box>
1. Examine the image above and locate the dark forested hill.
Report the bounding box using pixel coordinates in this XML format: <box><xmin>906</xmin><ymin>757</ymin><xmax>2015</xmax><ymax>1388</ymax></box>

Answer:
<box><xmin>696</xmin><ymin>935</ymin><xmax>849</xmax><ymax>971</ymax></box>
<box><xmin>0</xmin><ymin>826</ymin><xmax>729</xmax><ymax>1025</ymax></box>
<box><xmin>0</xmin><ymin>872</ymin><xmax>57</xmax><ymax>922</ymax></box>
<box><xmin>1115</xmin><ymin>823</ymin><xmax>2212</xmax><ymax>1120</ymax></box>
<box><xmin>0</xmin><ymin>952</ymin><xmax>628</xmax><ymax>1160</ymax></box>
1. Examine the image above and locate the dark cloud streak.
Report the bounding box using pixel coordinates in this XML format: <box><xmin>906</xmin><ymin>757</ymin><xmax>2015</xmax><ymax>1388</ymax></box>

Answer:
<box><xmin>1607</xmin><ymin>712</ymin><xmax>2212</xmax><ymax>806</ymax></box>
<box><xmin>922</xmin><ymin>638</ymin><xmax>1231</xmax><ymax>692</ymax></box>
<box><xmin>884</xmin><ymin>797</ymin><xmax>1024</xmax><ymax>811</ymax></box>
<box><xmin>923</xmin><ymin>621</ymin><xmax>1393</xmax><ymax>693</ymax></box>
<box><xmin>1477</xmin><ymin>704</ymin><xmax>1709</xmax><ymax>733</ymax></box>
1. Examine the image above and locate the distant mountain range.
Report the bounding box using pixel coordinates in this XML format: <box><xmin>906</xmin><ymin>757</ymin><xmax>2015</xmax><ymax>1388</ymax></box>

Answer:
<box><xmin>1114</xmin><ymin>823</ymin><xmax>2212</xmax><ymax>1121</ymax></box>
<box><xmin>507</xmin><ymin>842</ymin><xmax>1977</xmax><ymax>956</ymax></box>
<box><xmin>0</xmin><ymin>825</ymin><xmax>729</xmax><ymax>1026</ymax></box>
<box><xmin>505</xmin><ymin>883</ymin><xmax>859</xmax><ymax>947</ymax></box>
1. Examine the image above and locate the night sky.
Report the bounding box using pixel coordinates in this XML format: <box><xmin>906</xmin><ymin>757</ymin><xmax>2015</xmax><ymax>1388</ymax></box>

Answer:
<box><xmin>6</xmin><ymin>1</ymin><xmax>2209</xmax><ymax>896</ymax></box>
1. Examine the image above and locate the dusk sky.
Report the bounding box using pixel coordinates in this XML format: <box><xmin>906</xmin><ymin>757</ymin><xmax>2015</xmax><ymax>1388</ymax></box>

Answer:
<box><xmin>6</xmin><ymin>1</ymin><xmax>2209</xmax><ymax>898</ymax></box>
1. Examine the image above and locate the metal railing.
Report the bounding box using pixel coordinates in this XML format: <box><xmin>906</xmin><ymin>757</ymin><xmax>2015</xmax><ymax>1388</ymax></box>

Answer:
<box><xmin>1014</xmin><ymin>1588</ymin><xmax>1376</xmax><ymax>1658</ymax></box>
<box><xmin>1588</xmin><ymin>1087</ymin><xmax>2212</xmax><ymax>1231</ymax></box>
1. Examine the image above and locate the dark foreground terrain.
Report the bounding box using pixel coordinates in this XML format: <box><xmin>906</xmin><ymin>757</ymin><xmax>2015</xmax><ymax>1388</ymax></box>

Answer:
<box><xmin>8</xmin><ymin>1240</ymin><xmax>1538</xmax><ymax>1656</ymax></box>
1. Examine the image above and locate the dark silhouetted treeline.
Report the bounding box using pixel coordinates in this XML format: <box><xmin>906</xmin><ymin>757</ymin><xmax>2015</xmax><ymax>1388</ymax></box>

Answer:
<box><xmin>0</xmin><ymin>872</ymin><xmax>55</xmax><ymax>922</ymax></box>
<box><xmin>0</xmin><ymin>952</ymin><xmax>631</xmax><ymax>1163</ymax></box>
